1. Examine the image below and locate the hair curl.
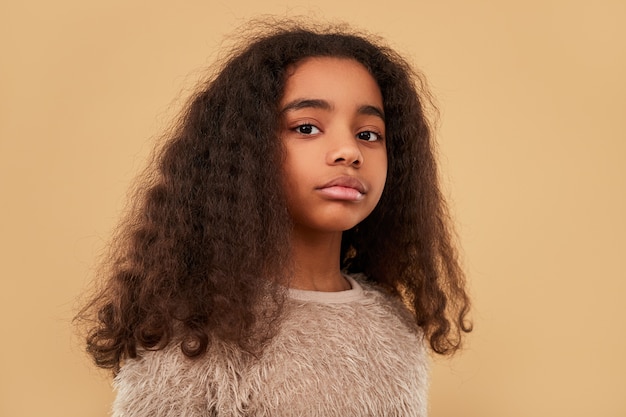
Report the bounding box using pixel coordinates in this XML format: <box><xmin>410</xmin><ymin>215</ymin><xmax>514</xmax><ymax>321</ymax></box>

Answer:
<box><xmin>77</xmin><ymin>19</ymin><xmax>471</xmax><ymax>373</ymax></box>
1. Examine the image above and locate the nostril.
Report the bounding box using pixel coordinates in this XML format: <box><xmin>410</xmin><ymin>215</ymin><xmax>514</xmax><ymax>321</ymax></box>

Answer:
<box><xmin>331</xmin><ymin>154</ymin><xmax>362</xmax><ymax>166</ymax></box>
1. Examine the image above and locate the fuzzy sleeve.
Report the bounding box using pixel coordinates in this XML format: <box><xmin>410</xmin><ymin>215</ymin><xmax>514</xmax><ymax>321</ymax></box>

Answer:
<box><xmin>112</xmin><ymin>342</ymin><xmax>248</xmax><ymax>417</ymax></box>
<box><xmin>111</xmin><ymin>345</ymin><xmax>211</xmax><ymax>417</ymax></box>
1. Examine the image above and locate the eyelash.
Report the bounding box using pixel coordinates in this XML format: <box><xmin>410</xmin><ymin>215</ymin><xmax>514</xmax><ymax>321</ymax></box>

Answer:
<box><xmin>293</xmin><ymin>123</ymin><xmax>384</xmax><ymax>142</ymax></box>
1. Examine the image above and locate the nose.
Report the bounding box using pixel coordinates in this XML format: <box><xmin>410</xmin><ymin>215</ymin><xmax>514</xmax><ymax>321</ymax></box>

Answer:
<box><xmin>327</xmin><ymin>133</ymin><xmax>363</xmax><ymax>168</ymax></box>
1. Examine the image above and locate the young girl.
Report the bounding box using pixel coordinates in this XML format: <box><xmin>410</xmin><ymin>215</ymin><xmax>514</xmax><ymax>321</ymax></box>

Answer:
<box><xmin>79</xmin><ymin>21</ymin><xmax>471</xmax><ymax>417</ymax></box>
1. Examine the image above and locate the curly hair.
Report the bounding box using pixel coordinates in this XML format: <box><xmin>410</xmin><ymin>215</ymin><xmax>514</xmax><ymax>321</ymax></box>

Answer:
<box><xmin>77</xmin><ymin>20</ymin><xmax>471</xmax><ymax>373</ymax></box>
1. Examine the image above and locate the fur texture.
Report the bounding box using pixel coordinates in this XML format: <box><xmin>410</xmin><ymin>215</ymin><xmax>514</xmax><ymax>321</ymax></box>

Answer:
<box><xmin>113</xmin><ymin>276</ymin><xmax>429</xmax><ymax>416</ymax></box>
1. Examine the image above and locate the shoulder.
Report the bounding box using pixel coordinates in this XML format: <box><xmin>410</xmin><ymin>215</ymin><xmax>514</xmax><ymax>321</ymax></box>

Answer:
<box><xmin>348</xmin><ymin>273</ymin><xmax>421</xmax><ymax>332</ymax></box>
<box><xmin>112</xmin><ymin>342</ymin><xmax>247</xmax><ymax>417</ymax></box>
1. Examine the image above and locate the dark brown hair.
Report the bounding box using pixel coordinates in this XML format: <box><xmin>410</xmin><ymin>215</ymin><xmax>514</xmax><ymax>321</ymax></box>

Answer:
<box><xmin>77</xmin><ymin>20</ymin><xmax>471</xmax><ymax>373</ymax></box>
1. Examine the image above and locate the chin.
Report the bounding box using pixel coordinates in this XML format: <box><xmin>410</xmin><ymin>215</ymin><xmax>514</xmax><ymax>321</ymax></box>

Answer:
<box><xmin>316</xmin><ymin>219</ymin><xmax>364</xmax><ymax>233</ymax></box>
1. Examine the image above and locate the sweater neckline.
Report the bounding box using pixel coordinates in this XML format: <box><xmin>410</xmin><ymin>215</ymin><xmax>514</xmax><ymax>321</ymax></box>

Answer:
<box><xmin>287</xmin><ymin>274</ymin><xmax>365</xmax><ymax>304</ymax></box>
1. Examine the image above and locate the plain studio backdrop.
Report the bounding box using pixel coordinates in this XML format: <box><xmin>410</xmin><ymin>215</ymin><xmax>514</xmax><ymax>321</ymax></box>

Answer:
<box><xmin>1</xmin><ymin>1</ymin><xmax>624</xmax><ymax>416</ymax></box>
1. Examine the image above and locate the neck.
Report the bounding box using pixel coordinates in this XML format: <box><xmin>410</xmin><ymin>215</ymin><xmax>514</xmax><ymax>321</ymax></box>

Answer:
<box><xmin>288</xmin><ymin>226</ymin><xmax>350</xmax><ymax>292</ymax></box>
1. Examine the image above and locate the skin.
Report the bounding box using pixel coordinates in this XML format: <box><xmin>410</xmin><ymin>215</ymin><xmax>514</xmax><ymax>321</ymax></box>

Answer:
<box><xmin>279</xmin><ymin>57</ymin><xmax>388</xmax><ymax>291</ymax></box>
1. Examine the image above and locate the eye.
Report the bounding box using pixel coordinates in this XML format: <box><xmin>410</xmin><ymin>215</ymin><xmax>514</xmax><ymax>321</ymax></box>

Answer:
<box><xmin>356</xmin><ymin>131</ymin><xmax>383</xmax><ymax>142</ymax></box>
<box><xmin>294</xmin><ymin>124</ymin><xmax>321</xmax><ymax>135</ymax></box>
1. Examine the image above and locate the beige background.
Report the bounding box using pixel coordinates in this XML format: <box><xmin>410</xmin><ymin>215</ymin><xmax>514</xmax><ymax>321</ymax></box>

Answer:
<box><xmin>1</xmin><ymin>0</ymin><xmax>625</xmax><ymax>416</ymax></box>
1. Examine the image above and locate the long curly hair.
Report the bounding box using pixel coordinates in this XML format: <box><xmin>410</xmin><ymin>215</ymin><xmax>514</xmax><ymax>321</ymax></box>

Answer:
<box><xmin>77</xmin><ymin>20</ymin><xmax>472</xmax><ymax>373</ymax></box>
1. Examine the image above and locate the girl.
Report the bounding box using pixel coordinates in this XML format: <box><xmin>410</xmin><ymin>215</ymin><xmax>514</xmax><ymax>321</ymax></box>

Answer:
<box><xmin>79</xmin><ymin>20</ymin><xmax>471</xmax><ymax>417</ymax></box>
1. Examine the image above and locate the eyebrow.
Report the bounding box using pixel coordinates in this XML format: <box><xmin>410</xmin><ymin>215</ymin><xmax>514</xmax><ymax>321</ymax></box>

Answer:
<box><xmin>280</xmin><ymin>99</ymin><xmax>385</xmax><ymax>121</ymax></box>
<box><xmin>357</xmin><ymin>104</ymin><xmax>385</xmax><ymax>121</ymax></box>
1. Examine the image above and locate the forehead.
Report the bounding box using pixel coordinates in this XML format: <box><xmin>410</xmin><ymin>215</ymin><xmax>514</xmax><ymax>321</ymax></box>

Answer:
<box><xmin>281</xmin><ymin>57</ymin><xmax>383</xmax><ymax>108</ymax></box>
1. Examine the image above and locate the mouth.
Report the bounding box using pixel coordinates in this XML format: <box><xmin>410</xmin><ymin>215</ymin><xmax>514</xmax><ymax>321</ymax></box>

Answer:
<box><xmin>316</xmin><ymin>176</ymin><xmax>367</xmax><ymax>201</ymax></box>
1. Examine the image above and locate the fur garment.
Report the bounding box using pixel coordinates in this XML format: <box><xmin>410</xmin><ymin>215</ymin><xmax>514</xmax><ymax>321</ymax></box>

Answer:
<box><xmin>113</xmin><ymin>275</ymin><xmax>429</xmax><ymax>416</ymax></box>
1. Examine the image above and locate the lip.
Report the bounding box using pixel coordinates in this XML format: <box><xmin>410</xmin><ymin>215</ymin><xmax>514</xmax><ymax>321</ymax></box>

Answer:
<box><xmin>316</xmin><ymin>176</ymin><xmax>367</xmax><ymax>201</ymax></box>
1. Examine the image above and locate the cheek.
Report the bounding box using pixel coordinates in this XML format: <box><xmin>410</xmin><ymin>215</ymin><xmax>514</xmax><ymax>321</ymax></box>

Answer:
<box><xmin>373</xmin><ymin>152</ymin><xmax>388</xmax><ymax>195</ymax></box>
<box><xmin>281</xmin><ymin>153</ymin><xmax>309</xmax><ymax>205</ymax></box>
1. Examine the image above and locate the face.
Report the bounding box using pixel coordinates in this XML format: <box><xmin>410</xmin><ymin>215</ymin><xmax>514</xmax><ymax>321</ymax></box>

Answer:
<box><xmin>279</xmin><ymin>57</ymin><xmax>388</xmax><ymax>234</ymax></box>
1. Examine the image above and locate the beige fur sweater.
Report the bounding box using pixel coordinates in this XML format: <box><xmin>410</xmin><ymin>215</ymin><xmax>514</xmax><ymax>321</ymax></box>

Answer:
<box><xmin>112</xmin><ymin>275</ymin><xmax>429</xmax><ymax>416</ymax></box>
